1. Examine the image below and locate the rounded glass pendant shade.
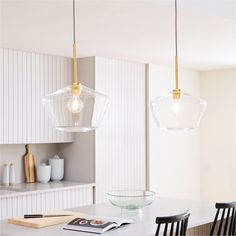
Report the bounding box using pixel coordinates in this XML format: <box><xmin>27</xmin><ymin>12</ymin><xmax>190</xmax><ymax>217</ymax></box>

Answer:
<box><xmin>150</xmin><ymin>92</ymin><xmax>207</xmax><ymax>130</ymax></box>
<box><xmin>43</xmin><ymin>84</ymin><xmax>109</xmax><ymax>132</ymax></box>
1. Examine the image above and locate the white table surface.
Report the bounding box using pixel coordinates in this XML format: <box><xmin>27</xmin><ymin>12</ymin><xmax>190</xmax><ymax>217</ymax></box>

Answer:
<box><xmin>0</xmin><ymin>197</ymin><xmax>216</xmax><ymax>236</ymax></box>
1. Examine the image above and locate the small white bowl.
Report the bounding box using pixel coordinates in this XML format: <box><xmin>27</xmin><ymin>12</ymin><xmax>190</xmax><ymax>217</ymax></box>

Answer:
<box><xmin>36</xmin><ymin>164</ymin><xmax>51</xmax><ymax>183</ymax></box>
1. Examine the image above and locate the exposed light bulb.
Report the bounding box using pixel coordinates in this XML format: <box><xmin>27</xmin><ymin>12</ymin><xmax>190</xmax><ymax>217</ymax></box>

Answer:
<box><xmin>67</xmin><ymin>96</ymin><xmax>84</xmax><ymax>114</ymax></box>
<box><xmin>172</xmin><ymin>100</ymin><xmax>181</xmax><ymax>113</ymax></box>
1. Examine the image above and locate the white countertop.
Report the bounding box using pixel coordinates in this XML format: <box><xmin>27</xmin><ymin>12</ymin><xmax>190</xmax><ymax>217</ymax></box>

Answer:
<box><xmin>0</xmin><ymin>181</ymin><xmax>95</xmax><ymax>198</ymax></box>
<box><xmin>0</xmin><ymin>197</ymin><xmax>216</xmax><ymax>236</ymax></box>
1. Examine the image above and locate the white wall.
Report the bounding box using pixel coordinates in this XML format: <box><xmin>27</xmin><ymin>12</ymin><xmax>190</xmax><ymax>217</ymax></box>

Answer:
<box><xmin>200</xmin><ymin>69</ymin><xmax>236</xmax><ymax>202</ymax></box>
<box><xmin>95</xmin><ymin>57</ymin><xmax>146</xmax><ymax>203</ymax></box>
<box><xmin>148</xmin><ymin>64</ymin><xmax>201</xmax><ymax>200</ymax></box>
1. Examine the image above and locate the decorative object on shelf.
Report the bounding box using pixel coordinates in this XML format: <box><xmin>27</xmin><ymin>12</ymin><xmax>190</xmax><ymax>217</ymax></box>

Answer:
<box><xmin>2</xmin><ymin>164</ymin><xmax>9</xmax><ymax>186</ymax></box>
<box><xmin>36</xmin><ymin>163</ymin><xmax>51</xmax><ymax>183</ymax></box>
<box><xmin>150</xmin><ymin>0</ymin><xmax>207</xmax><ymax>130</ymax></box>
<box><xmin>107</xmin><ymin>190</ymin><xmax>155</xmax><ymax>211</ymax></box>
<box><xmin>43</xmin><ymin>0</ymin><xmax>108</xmax><ymax>132</ymax></box>
<box><xmin>23</xmin><ymin>144</ymin><xmax>36</xmax><ymax>183</ymax></box>
<box><xmin>9</xmin><ymin>163</ymin><xmax>16</xmax><ymax>185</ymax></box>
<box><xmin>49</xmin><ymin>155</ymin><xmax>64</xmax><ymax>181</ymax></box>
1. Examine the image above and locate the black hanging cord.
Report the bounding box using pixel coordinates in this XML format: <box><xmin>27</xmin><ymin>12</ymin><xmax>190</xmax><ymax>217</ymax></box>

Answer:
<box><xmin>73</xmin><ymin>0</ymin><xmax>76</xmax><ymax>44</ymax></box>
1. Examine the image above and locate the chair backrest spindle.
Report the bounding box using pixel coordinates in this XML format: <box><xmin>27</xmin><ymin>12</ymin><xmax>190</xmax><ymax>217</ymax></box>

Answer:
<box><xmin>155</xmin><ymin>210</ymin><xmax>191</xmax><ymax>236</ymax></box>
<box><xmin>210</xmin><ymin>201</ymin><xmax>236</xmax><ymax>236</ymax></box>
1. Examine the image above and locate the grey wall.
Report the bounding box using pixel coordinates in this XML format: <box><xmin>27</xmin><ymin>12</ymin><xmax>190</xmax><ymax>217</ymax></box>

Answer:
<box><xmin>0</xmin><ymin>144</ymin><xmax>58</xmax><ymax>183</ymax></box>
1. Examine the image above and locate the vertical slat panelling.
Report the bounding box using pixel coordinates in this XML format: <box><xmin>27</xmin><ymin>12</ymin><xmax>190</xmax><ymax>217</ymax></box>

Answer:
<box><xmin>13</xmin><ymin>50</ymin><xmax>18</xmax><ymax>143</ymax></box>
<box><xmin>44</xmin><ymin>54</ymin><xmax>49</xmax><ymax>142</ymax></box>
<box><xmin>58</xmin><ymin>57</ymin><xmax>62</xmax><ymax>142</ymax></box>
<box><xmin>3</xmin><ymin>49</ymin><xmax>9</xmax><ymax>143</ymax></box>
<box><xmin>48</xmin><ymin>55</ymin><xmax>53</xmax><ymax>143</ymax></box>
<box><xmin>59</xmin><ymin>190</ymin><xmax>63</xmax><ymax>209</ymax></box>
<box><xmin>8</xmin><ymin>50</ymin><xmax>14</xmax><ymax>143</ymax></box>
<box><xmin>63</xmin><ymin>190</ymin><xmax>67</xmax><ymax>209</ymax></box>
<box><xmin>5</xmin><ymin>198</ymin><xmax>10</xmax><ymax>219</ymax></box>
<box><xmin>0</xmin><ymin>48</ymin><xmax>73</xmax><ymax>144</ymax></box>
<box><xmin>31</xmin><ymin>53</ymin><xmax>36</xmax><ymax>143</ymax></box>
<box><xmin>66</xmin><ymin>189</ymin><xmax>71</xmax><ymax>208</ymax></box>
<box><xmin>17</xmin><ymin>196</ymin><xmax>21</xmax><ymax>217</ymax></box>
<box><xmin>26</xmin><ymin>52</ymin><xmax>32</xmax><ymax>143</ymax></box>
<box><xmin>54</xmin><ymin>56</ymin><xmax>59</xmax><ymax>143</ymax></box>
<box><xmin>39</xmin><ymin>193</ymin><xmax>42</xmax><ymax>213</ymax></box>
<box><xmin>31</xmin><ymin>194</ymin><xmax>37</xmax><ymax>213</ymax></box>
<box><xmin>18</xmin><ymin>52</ymin><xmax>24</xmax><ymax>143</ymax></box>
<box><xmin>51</xmin><ymin>56</ymin><xmax>56</xmax><ymax>142</ymax></box>
<box><xmin>95</xmin><ymin>57</ymin><xmax>146</xmax><ymax>203</ymax></box>
<box><xmin>41</xmin><ymin>191</ymin><xmax>46</xmax><ymax>213</ymax></box>
<box><xmin>1</xmin><ymin>198</ymin><xmax>6</xmax><ymax>219</ymax></box>
<box><xmin>45</xmin><ymin>192</ymin><xmax>50</xmax><ymax>212</ymax></box>
<box><xmin>0</xmin><ymin>48</ymin><xmax>3</xmax><ymax>142</ymax></box>
<box><xmin>12</xmin><ymin>196</ymin><xmax>17</xmax><ymax>218</ymax></box>
<box><xmin>18</xmin><ymin>51</ymin><xmax>23</xmax><ymax>143</ymax></box>
<box><xmin>0</xmin><ymin>186</ymin><xmax>93</xmax><ymax>220</ymax></box>
<box><xmin>75</xmin><ymin>188</ymin><xmax>79</xmax><ymax>206</ymax></box>
<box><xmin>35</xmin><ymin>54</ymin><xmax>40</xmax><ymax>143</ymax></box>
<box><xmin>55</xmin><ymin>191</ymin><xmax>59</xmax><ymax>209</ymax></box>
<box><xmin>22</xmin><ymin>52</ymin><xmax>27</xmax><ymax>143</ymax></box>
<box><xmin>66</xmin><ymin>58</ymin><xmax>72</xmax><ymax>141</ymax></box>
<box><xmin>39</xmin><ymin>54</ymin><xmax>44</xmax><ymax>143</ymax></box>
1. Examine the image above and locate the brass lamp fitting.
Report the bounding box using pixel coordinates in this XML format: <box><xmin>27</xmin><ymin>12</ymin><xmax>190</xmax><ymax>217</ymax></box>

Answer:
<box><xmin>172</xmin><ymin>89</ymin><xmax>181</xmax><ymax>100</ymax></box>
<box><xmin>71</xmin><ymin>83</ymin><xmax>80</xmax><ymax>96</ymax></box>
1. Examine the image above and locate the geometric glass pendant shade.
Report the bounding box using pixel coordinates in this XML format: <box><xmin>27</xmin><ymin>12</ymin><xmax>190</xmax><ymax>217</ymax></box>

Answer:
<box><xmin>43</xmin><ymin>84</ymin><xmax>108</xmax><ymax>132</ymax></box>
<box><xmin>43</xmin><ymin>0</ymin><xmax>108</xmax><ymax>132</ymax></box>
<box><xmin>150</xmin><ymin>92</ymin><xmax>207</xmax><ymax>130</ymax></box>
<box><xmin>150</xmin><ymin>0</ymin><xmax>206</xmax><ymax>130</ymax></box>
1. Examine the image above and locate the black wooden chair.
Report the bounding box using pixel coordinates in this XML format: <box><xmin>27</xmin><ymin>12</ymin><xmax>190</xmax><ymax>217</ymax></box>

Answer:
<box><xmin>210</xmin><ymin>201</ymin><xmax>236</xmax><ymax>236</ymax></box>
<box><xmin>155</xmin><ymin>210</ymin><xmax>191</xmax><ymax>236</ymax></box>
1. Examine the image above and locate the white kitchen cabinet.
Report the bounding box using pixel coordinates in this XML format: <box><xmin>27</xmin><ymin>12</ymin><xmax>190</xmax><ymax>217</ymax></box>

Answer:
<box><xmin>58</xmin><ymin>57</ymin><xmax>147</xmax><ymax>203</ymax></box>
<box><xmin>0</xmin><ymin>48</ymin><xmax>73</xmax><ymax>144</ymax></box>
<box><xmin>0</xmin><ymin>183</ymin><xmax>94</xmax><ymax>220</ymax></box>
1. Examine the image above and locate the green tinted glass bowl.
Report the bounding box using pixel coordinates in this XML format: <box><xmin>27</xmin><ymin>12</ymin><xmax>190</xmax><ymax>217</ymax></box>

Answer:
<box><xmin>107</xmin><ymin>190</ymin><xmax>155</xmax><ymax>210</ymax></box>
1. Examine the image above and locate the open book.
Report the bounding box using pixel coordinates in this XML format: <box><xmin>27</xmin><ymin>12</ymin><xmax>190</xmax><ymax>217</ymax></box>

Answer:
<box><xmin>63</xmin><ymin>216</ymin><xmax>134</xmax><ymax>234</ymax></box>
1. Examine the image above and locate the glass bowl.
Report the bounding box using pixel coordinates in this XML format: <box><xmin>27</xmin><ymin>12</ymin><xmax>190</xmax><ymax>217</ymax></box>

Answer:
<box><xmin>107</xmin><ymin>190</ymin><xmax>155</xmax><ymax>210</ymax></box>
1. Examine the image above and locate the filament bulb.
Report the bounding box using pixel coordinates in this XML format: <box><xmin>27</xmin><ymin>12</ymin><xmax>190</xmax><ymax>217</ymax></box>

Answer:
<box><xmin>67</xmin><ymin>96</ymin><xmax>84</xmax><ymax>114</ymax></box>
<box><xmin>172</xmin><ymin>100</ymin><xmax>181</xmax><ymax>113</ymax></box>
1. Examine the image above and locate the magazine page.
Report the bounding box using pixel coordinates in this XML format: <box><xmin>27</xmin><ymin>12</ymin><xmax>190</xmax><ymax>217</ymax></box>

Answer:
<box><xmin>87</xmin><ymin>215</ymin><xmax>134</xmax><ymax>227</ymax></box>
<box><xmin>63</xmin><ymin>216</ymin><xmax>134</xmax><ymax>234</ymax></box>
<box><xmin>63</xmin><ymin>217</ymin><xmax>118</xmax><ymax>234</ymax></box>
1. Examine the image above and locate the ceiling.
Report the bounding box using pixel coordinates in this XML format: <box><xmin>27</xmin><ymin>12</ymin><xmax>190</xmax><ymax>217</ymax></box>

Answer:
<box><xmin>0</xmin><ymin>0</ymin><xmax>235</xmax><ymax>71</ymax></box>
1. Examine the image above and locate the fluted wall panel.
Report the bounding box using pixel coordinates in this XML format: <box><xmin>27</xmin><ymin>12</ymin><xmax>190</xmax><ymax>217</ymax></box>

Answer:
<box><xmin>0</xmin><ymin>186</ymin><xmax>93</xmax><ymax>220</ymax></box>
<box><xmin>0</xmin><ymin>48</ymin><xmax>73</xmax><ymax>144</ymax></box>
<box><xmin>95</xmin><ymin>57</ymin><xmax>146</xmax><ymax>203</ymax></box>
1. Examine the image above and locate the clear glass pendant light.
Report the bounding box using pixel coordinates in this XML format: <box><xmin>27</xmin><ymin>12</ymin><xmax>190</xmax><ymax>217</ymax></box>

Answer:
<box><xmin>150</xmin><ymin>0</ymin><xmax>207</xmax><ymax>131</ymax></box>
<box><xmin>43</xmin><ymin>0</ymin><xmax>108</xmax><ymax>132</ymax></box>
